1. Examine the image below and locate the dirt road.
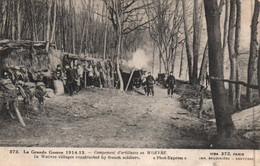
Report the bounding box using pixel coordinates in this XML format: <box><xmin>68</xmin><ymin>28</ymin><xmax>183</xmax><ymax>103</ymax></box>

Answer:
<box><xmin>0</xmin><ymin>85</ymin><xmax>209</xmax><ymax>148</ymax></box>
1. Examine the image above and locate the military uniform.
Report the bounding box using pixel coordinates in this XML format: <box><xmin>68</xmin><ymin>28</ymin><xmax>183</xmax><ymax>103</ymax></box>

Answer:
<box><xmin>166</xmin><ymin>74</ymin><xmax>176</xmax><ymax>97</ymax></box>
<box><xmin>146</xmin><ymin>74</ymin><xmax>154</xmax><ymax>96</ymax></box>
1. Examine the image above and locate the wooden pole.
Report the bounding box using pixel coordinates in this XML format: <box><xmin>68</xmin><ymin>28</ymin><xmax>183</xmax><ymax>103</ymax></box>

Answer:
<box><xmin>84</xmin><ymin>71</ymin><xmax>87</xmax><ymax>88</ymax></box>
<box><xmin>125</xmin><ymin>70</ymin><xmax>135</xmax><ymax>91</ymax></box>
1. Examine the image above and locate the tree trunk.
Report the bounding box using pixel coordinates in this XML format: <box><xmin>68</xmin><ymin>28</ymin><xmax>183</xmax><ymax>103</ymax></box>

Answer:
<box><xmin>222</xmin><ymin>0</ymin><xmax>229</xmax><ymax>54</ymax></box>
<box><xmin>79</xmin><ymin>20</ymin><xmax>87</xmax><ymax>55</ymax></box>
<box><xmin>30</xmin><ymin>0</ymin><xmax>37</xmax><ymax>41</ymax></box>
<box><xmin>182</xmin><ymin>0</ymin><xmax>193</xmax><ymax>83</ymax></box>
<box><xmin>179</xmin><ymin>43</ymin><xmax>184</xmax><ymax>78</ymax></box>
<box><xmin>115</xmin><ymin>1</ymin><xmax>124</xmax><ymax>92</ymax></box>
<box><xmin>61</xmin><ymin>0</ymin><xmax>66</xmax><ymax>51</ymax></box>
<box><xmin>103</xmin><ymin>6</ymin><xmax>108</xmax><ymax>60</ymax></box>
<box><xmin>198</xmin><ymin>41</ymin><xmax>208</xmax><ymax>85</ymax></box>
<box><xmin>46</xmin><ymin>0</ymin><xmax>52</xmax><ymax>51</ymax></box>
<box><xmin>70</xmin><ymin>0</ymin><xmax>76</xmax><ymax>54</ymax></box>
<box><xmin>204</xmin><ymin>0</ymin><xmax>235</xmax><ymax>136</ymax></box>
<box><xmin>1</xmin><ymin>0</ymin><xmax>7</xmax><ymax>38</ymax></box>
<box><xmin>17</xmin><ymin>0</ymin><xmax>21</xmax><ymax>41</ymax></box>
<box><xmin>235</xmin><ymin>0</ymin><xmax>241</xmax><ymax>110</ymax></box>
<box><xmin>247</xmin><ymin>0</ymin><xmax>260</xmax><ymax>105</ymax></box>
<box><xmin>192</xmin><ymin>0</ymin><xmax>202</xmax><ymax>84</ymax></box>
<box><xmin>159</xmin><ymin>50</ymin><xmax>162</xmax><ymax>73</ymax></box>
<box><xmin>50</xmin><ymin>0</ymin><xmax>57</xmax><ymax>43</ymax></box>
<box><xmin>152</xmin><ymin>42</ymin><xmax>155</xmax><ymax>75</ymax></box>
<box><xmin>258</xmin><ymin>44</ymin><xmax>260</xmax><ymax>98</ymax></box>
<box><xmin>11</xmin><ymin>0</ymin><xmax>15</xmax><ymax>40</ymax></box>
<box><xmin>228</xmin><ymin>0</ymin><xmax>237</xmax><ymax>110</ymax></box>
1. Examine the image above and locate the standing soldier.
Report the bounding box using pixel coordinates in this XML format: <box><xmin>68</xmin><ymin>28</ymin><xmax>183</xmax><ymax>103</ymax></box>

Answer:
<box><xmin>64</xmin><ymin>65</ymin><xmax>74</xmax><ymax>96</ymax></box>
<box><xmin>54</xmin><ymin>64</ymin><xmax>63</xmax><ymax>80</ymax></box>
<box><xmin>146</xmin><ymin>72</ymin><xmax>155</xmax><ymax>97</ymax></box>
<box><xmin>87</xmin><ymin>64</ymin><xmax>94</xmax><ymax>87</ymax></box>
<box><xmin>77</xmin><ymin>64</ymin><xmax>84</xmax><ymax>89</ymax></box>
<box><xmin>72</xmin><ymin>65</ymin><xmax>79</xmax><ymax>93</ymax></box>
<box><xmin>166</xmin><ymin>71</ymin><xmax>176</xmax><ymax>98</ymax></box>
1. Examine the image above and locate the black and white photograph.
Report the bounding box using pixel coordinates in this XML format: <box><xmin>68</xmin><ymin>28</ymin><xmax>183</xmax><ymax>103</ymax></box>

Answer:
<box><xmin>0</xmin><ymin>0</ymin><xmax>259</xmax><ymax>161</ymax></box>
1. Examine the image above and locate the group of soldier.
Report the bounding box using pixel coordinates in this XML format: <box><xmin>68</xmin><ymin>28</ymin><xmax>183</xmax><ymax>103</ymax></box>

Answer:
<box><xmin>141</xmin><ymin>71</ymin><xmax>176</xmax><ymax>97</ymax></box>
<box><xmin>54</xmin><ymin>63</ymin><xmax>105</xmax><ymax>96</ymax></box>
<box><xmin>55</xmin><ymin>64</ymin><xmax>86</xmax><ymax>96</ymax></box>
<box><xmin>2</xmin><ymin>66</ymin><xmax>43</xmax><ymax>85</ymax></box>
<box><xmin>1</xmin><ymin>65</ymin><xmax>47</xmax><ymax>106</ymax></box>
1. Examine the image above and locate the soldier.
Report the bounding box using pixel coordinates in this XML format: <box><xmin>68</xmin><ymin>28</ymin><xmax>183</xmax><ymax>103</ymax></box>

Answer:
<box><xmin>63</xmin><ymin>65</ymin><xmax>69</xmax><ymax>94</ymax></box>
<box><xmin>146</xmin><ymin>72</ymin><xmax>154</xmax><ymax>96</ymax></box>
<box><xmin>77</xmin><ymin>64</ymin><xmax>84</xmax><ymax>89</ymax></box>
<box><xmin>54</xmin><ymin>64</ymin><xmax>63</xmax><ymax>80</ymax></box>
<box><xmin>87</xmin><ymin>64</ymin><xmax>94</xmax><ymax>87</ymax></box>
<box><xmin>20</xmin><ymin>66</ymin><xmax>29</xmax><ymax>82</ymax></box>
<box><xmin>64</xmin><ymin>65</ymin><xmax>74</xmax><ymax>96</ymax></box>
<box><xmin>36</xmin><ymin>70</ymin><xmax>44</xmax><ymax>82</ymax></box>
<box><xmin>13</xmin><ymin>66</ymin><xmax>23</xmax><ymax>84</ymax></box>
<box><xmin>72</xmin><ymin>65</ymin><xmax>79</xmax><ymax>93</ymax></box>
<box><xmin>166</xmin><ymin>71</ymin><xmax>176</xmax><ymax>98</ymax></box>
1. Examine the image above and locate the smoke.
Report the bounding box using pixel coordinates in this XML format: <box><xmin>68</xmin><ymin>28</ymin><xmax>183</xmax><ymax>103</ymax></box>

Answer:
<box><xmin>128</xmin><ymin>49</ymin><xmax>150</xmax><ymax>70</ymax></box>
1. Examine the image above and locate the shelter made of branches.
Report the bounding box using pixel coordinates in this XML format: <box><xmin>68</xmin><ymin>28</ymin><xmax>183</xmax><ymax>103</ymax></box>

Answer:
<box><xmin>0</xmin><ymin>39</ymin><xmax>61</xmax><ymax>75</ymax></box>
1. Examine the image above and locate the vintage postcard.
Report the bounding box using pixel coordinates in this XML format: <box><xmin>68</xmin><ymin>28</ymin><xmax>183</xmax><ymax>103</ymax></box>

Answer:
<box><xmin>0</xmin><ymin>0</ymin><xmax>259</xmax><ymax>165</ymax></box>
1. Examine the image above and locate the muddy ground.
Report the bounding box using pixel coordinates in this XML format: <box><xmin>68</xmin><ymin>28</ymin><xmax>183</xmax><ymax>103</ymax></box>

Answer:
<box><xmin>0</xmin><ymin>85</ymin><xmax>213</xmax><ymax>148</ymax></box>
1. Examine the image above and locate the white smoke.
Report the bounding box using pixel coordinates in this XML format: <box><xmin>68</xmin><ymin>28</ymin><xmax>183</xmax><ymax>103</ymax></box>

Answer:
<box><xmin>128</xmin><ymin>49</ymin><xmax>150</xmax><ymax>70</ymax></box>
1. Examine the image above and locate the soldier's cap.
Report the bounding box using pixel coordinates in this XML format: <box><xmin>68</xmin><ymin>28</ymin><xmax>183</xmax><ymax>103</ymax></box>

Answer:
<box><xmin>20</xmin><ymin>66</ymin><xmax>27</xmax><ymax>70</ymax></box>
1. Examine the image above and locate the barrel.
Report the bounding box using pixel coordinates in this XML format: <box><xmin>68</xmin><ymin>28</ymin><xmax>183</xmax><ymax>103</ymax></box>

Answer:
<box><xmin>53</xmin><ymin>80</ymin><xmax>64</xmax><ymax>95</ymax></box>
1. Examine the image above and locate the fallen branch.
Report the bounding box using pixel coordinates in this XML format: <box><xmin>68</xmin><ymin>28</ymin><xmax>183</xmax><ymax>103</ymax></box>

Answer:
<box><xmin>209</xmin><ymin>76</ymin><xmax>258</xmax><ymax>89</ymax></box>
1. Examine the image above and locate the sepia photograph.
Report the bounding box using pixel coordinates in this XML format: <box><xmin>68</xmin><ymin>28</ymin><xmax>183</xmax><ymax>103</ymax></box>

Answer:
<box><xmin>0</xmin><ymin>0</ymin><xmax>259</xmax><ymax>155</ymax></box>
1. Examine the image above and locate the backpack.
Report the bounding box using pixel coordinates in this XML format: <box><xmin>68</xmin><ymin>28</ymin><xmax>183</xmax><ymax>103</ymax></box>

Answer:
<box><xmin>35</xmin><ymin>82</ymin><xmax>46</xmax><ymax>99</ymax></box>
<box><xmin>0</xmin><ymin>79</ymin><xmax>18</xmax><ymax>101</ymax></box>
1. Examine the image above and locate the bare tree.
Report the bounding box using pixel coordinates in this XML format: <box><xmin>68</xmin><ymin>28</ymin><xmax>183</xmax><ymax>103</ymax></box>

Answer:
<box><xmin>182</xmin><ymin>0</ymin><xmax>193</xmax><ymax>82</ymax></box>
<box><xmin>204</xmin><ymin>0</ymin><xmax>235</xmax><ymax>137</ymax></box>
<box><xmin>247</xmin><ymin>0</ymin><xmax>260</xmax><ymax>105</ymax></box>
<box><xmin>46</xmin><ymin>0</ymin><xmax>52</xmax><ymax>51</ymax></box>
<box><xmin>258</xmin><ymin>44</ymin><xmax>260</xmax><ymax>97</ymax></box>
<box><xmin>234</xmin><ymin>0</ymin><xmax>241</xmax><ymax>110</ymax></box>
<box><xmin>145</xmin><ymin>0</ymin><xmax>183</xmax><ymax>74</ymax></box>
<box><xmin>1</xmin><ymin>0</ymin><xmax>7</xmax><ymax>38</ymax></box>
<box><xmin>103</xmin><ymin>0</ymin><xmax>153</xmax><ymax>91</ymax></box>
<box><xmin>192</xmin><ymin>0</ymin><xmax>203</xmax><ymax>84</ymax></box>
<box><xmin>182</xmin><ymin>0</ymin><xmax>203</xmax><ymax>84</ymax></box>
<box><xmin>227</xmin><ymin>0</ymin><xmax>237</xmax><ymax>110</ymax></box>
<box><xmin>198</xmin><ymin>41</ymin><xmax>208</xmax><ymax>85</ymax></box>
<box><xmin>50</xmin><ymin>0</ymin><xmax>57</xmax><ymax>43</ymax></box>
<box><xmin>17</xmin><ymin>0</ymin><xmax>21</xmax><ymax>41</ymax></box>
<box><xmin>11</xmin><ymin>0</ymin><xmax>15</xmax><ymax>40</ymax></box>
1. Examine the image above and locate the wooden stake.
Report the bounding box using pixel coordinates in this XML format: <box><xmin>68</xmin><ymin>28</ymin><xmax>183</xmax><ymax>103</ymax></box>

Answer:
<box><xmin>125</xmin><ymin>70</ymin><xmax>134</xmax><ymax>91</ymax></box>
